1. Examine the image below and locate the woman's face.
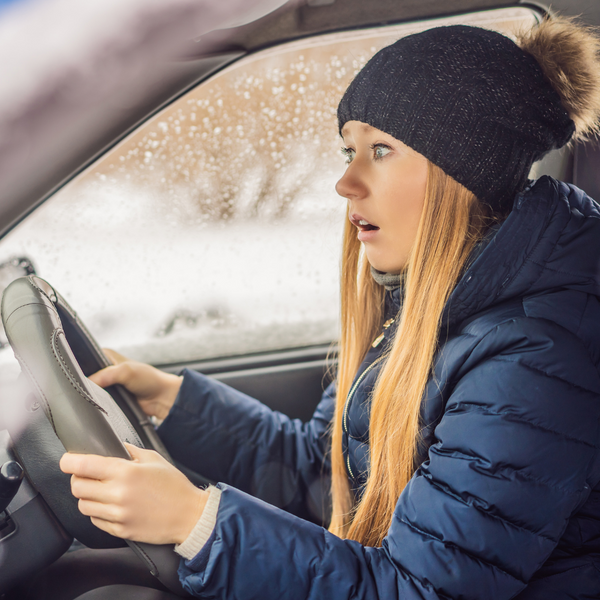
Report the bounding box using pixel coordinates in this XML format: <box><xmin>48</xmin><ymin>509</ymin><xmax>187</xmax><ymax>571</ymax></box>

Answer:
<box><xmin>336</xmin><ymin>121</ymin><xmax>428</xmax><ymax>274</ymax></box>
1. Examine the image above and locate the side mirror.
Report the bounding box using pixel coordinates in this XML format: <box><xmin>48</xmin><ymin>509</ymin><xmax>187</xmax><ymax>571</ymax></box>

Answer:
<box><xmin>0</xmin><ymin>257</ymin><xmax>36</xmax><ymax>349</ymax></box>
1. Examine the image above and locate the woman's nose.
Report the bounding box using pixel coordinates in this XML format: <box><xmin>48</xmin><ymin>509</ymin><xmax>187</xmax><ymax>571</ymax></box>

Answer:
<box><xmin>335</xmin><ymin>163</ymin><xmax>367</xmax><ymax>200</ymax></box>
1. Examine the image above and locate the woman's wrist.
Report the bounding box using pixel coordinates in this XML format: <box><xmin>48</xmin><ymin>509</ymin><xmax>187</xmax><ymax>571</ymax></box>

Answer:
<box><xmin>157</xmin><ymin>373</ymin><xmax>184</xmax><ymax>420</ymax></box>
<box><xmin>140</xmin><ymin>373</ymin><xmax>183</xmax><ymax>420</ymax></box>
<box><xmin>175</xmin><ymin>486</ymin><xmax>222</xmax><ymax>559</ymax></box>
<box><xmin>175</xmin><ymin>486</ymin><xmax>209</xmax><ymax>545</ymax></box>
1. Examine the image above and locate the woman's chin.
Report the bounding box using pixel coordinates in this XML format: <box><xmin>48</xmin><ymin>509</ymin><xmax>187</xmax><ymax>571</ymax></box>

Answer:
<box><xmin>366</xmin><ymin>257</ymin><xmax>407</xmax><ymax>276</ymax></box>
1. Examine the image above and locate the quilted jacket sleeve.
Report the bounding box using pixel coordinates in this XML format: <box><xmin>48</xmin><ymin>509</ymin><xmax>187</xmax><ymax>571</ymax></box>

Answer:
<box><xmin>176</xmin><ymin>317</ymin><xmax>600</xmax><ymax>600</ymax></box>
<box><xmin>157</xmin><ymin>369</ymin><xmax>334</xmax><ymax>521</ymax></box>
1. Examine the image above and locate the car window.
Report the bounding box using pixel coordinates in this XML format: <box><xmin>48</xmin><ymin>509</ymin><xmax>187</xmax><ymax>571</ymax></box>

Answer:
<box><xmin>0</xmin><ymin>7</ymin><xmax>539</xmax><ymax>374</ymax></box>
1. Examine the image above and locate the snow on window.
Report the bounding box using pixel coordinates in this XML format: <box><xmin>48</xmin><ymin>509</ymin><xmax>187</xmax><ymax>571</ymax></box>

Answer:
<box><xmin>0</xmin><ymin>8</ymin><xmax>538</xmax><ymax>368</ymax></box>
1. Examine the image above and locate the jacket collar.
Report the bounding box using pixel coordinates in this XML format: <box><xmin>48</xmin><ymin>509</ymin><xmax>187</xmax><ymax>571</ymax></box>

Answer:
<box><xmin>380</xmin><ymin>176</ymin><xmax>600</xmax><ymax>330</ymax></box>
<box><xmin>443</xmin><ymin>176</ymin><xmax>600</xmax><ymax>330</ymax></box>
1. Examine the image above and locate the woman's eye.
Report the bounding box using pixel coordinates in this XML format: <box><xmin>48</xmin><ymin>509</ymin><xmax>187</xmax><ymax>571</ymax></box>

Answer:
<box><xmin>341</xmin><ymin>147</ymin><xmax>355</xmax><ymax>164</ymax></box>
<box><xmin>372</xmin><ymin>144</ymin><xmax>391</xmax><ymax>160</ymax></box>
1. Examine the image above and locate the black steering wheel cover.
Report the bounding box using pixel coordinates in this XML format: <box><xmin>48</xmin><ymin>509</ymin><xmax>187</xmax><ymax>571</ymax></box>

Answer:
<box><xmin>1</xmin><ymin>276</ymin><xmax>190</xmax><ymax>597</ymax></box>
<box><xmin>10</xmin><ymin>394</ymin><xmax>128</xmax><ymax>549</ymax></box>
<box><xmin>54</xmin><ymin>289</ymin><xmax>173</xmax><ymax>461</ymax></box>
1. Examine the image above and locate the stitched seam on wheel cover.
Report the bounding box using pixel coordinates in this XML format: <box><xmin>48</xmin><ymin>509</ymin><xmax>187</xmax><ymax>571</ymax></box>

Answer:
<box><xmin>51</xmin><ymin>328</ymin><xmax>107</xmax><ymax>414</ymax></box>
<box><xmin>51</xmin><ymin>329</ymin><xmax>143</xmax><ymax>447</ymax></box>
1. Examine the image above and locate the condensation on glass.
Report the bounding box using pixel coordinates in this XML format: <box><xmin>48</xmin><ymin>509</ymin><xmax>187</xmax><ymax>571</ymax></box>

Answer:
<box><xmin>0</xmin><ymin>8</ymin><xmax>539</xmax><ymax>370</ymax></box>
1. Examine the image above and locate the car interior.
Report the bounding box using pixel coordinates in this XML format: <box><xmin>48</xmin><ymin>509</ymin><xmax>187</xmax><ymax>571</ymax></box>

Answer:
<box><xmin>0</xmin><ymin>0</ymin><xmax>599</xmax><ymax>597</ymax></box>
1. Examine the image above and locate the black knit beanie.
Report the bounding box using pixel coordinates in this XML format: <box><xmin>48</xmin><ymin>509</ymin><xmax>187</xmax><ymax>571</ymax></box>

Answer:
<box><xmin>337</xmin><ymin>25</ymin><xmax>576</xmax><ymax>214</ymax></box>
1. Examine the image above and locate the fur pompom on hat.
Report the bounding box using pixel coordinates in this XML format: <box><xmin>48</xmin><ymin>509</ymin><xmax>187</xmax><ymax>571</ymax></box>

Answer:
<box><xmin>337</xmin><ymin>17</ymin><xmax>600</xmax><ymax>215</ymax></box>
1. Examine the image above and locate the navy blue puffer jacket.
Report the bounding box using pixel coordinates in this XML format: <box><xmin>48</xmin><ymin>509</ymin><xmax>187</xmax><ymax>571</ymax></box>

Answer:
<box><xmin>158</xmin><ymin>176</ymin><xmax>600</xmax><ymax>599</ymax></box>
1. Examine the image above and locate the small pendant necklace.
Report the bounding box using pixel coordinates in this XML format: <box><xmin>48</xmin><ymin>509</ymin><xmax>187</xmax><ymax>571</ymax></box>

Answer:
<box><xmin>371</xmin><ymin>318</ymin><xmax>395</xmax><ymax>348</ymax></box>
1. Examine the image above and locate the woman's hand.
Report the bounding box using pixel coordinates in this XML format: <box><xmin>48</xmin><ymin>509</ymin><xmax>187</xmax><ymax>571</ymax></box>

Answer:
<box><xmin>89</xmin><ymin>349</ymin><xmax>182</xmax><ymax>420</ymax></box>
<box><xmin>60</xmin><ymin>443</ymin><xmax>207</xmax><ymax>545</ymax></box>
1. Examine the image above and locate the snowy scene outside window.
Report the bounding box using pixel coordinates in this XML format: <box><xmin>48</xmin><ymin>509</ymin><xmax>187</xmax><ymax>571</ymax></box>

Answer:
<box><xmin>0</xmin><ymin>9</ymin><xmax>537</xmax><ymax>375</ymax></box>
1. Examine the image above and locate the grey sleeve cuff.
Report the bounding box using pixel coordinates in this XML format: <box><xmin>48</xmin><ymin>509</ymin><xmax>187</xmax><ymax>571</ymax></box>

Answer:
<box><xmin>174</xmin><ymin>485</ymin><xmax>222</xmax><ymax>561</ymax></box>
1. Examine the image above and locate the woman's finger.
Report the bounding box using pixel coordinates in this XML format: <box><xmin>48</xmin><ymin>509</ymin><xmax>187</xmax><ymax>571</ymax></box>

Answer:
<box><xmin>124</xmin><ymin>442</ymin><xmax>155</xmax><ymax>463</ymax></box>
<box><xmin>88</xmin><ymin>363</ymin><xmax>130</xmax><ymax>389</ymax></box>
<box><xmin>60</xmin><ymin>452</ymin><xmax>125</xmax><ymax>480</ymax></box>
<box><xmin>89</xmin><ymin>516</ymin><xmax>130</xmax><ymax>540</ymax></box>
<box><xmin>78</xmin><ymin>498</ymin><xmax>125</xmax><ymax>523</ymax></box>
<box><xmin>103</xmin><ymin>348</ymin><xmax>130</xmax><ymax>365</ymax></box>
<box><xmin>89</xmin><ymin>348</ymin><xmax>132</xmax><ymax>388</ymax></box>
<box><xmin>70</xmin><ymin>474</ymin><xmax>122</xmax><ymax>505</ymax></box>
<box><xmin>70</xmin><ymin>474</ymin><xmax>103</xmax><ymax>500</ymax></box>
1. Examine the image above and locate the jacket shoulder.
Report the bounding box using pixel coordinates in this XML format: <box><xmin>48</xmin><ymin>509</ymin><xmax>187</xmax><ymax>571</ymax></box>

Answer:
<box><xmin>451</xmin><ymin>296</ymin><xmax>600</xmax><ymax>396</ymax></box>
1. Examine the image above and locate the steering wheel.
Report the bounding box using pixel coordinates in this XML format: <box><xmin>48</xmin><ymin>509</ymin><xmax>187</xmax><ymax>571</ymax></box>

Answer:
<box><xmin>1</xmin><ymin>275</ymin><xmax>191</xmax><ymax>597</ymax></box>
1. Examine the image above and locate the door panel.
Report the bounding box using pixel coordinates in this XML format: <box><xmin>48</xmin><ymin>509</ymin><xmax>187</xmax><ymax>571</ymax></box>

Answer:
<box><xmin>163</xmin><ymin>345</ymin><xmax>334</xmax><ymax>421</ymax></box>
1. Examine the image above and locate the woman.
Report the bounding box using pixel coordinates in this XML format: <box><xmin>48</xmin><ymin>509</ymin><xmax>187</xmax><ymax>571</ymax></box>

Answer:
<box><xmin>60</xmin><ymin>16</ymin><xmax>600</xmax><ymax>599</ymax></box>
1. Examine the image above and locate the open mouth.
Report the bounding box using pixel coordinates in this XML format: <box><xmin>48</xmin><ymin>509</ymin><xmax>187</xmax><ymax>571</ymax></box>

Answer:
<box><xmin>350</xmin><ymin>214</ymin><xmax>380</xmax><ymax>232</ymax></box>
<box><xmin>358</xmin><ymin>219</ymin><xmax>379</xmax><ymax>231</ymax></box>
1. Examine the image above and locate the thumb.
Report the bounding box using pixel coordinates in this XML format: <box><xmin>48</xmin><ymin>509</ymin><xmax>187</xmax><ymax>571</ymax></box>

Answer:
<box><xmin>88</xmin><ymin>364</ymin><xmax>125</xmax><ymax>389</ymax></box>
<box><xmin>124</xmin><ymin>442</ymin><xmax>154</xmax><ymax>463</ymax></box>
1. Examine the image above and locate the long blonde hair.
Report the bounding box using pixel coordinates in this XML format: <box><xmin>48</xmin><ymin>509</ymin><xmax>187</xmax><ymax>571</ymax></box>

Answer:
<box><xmin>329</xmin><ymin>161</ymin><xmax>487</xmax><ymax>547</ymax></box>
